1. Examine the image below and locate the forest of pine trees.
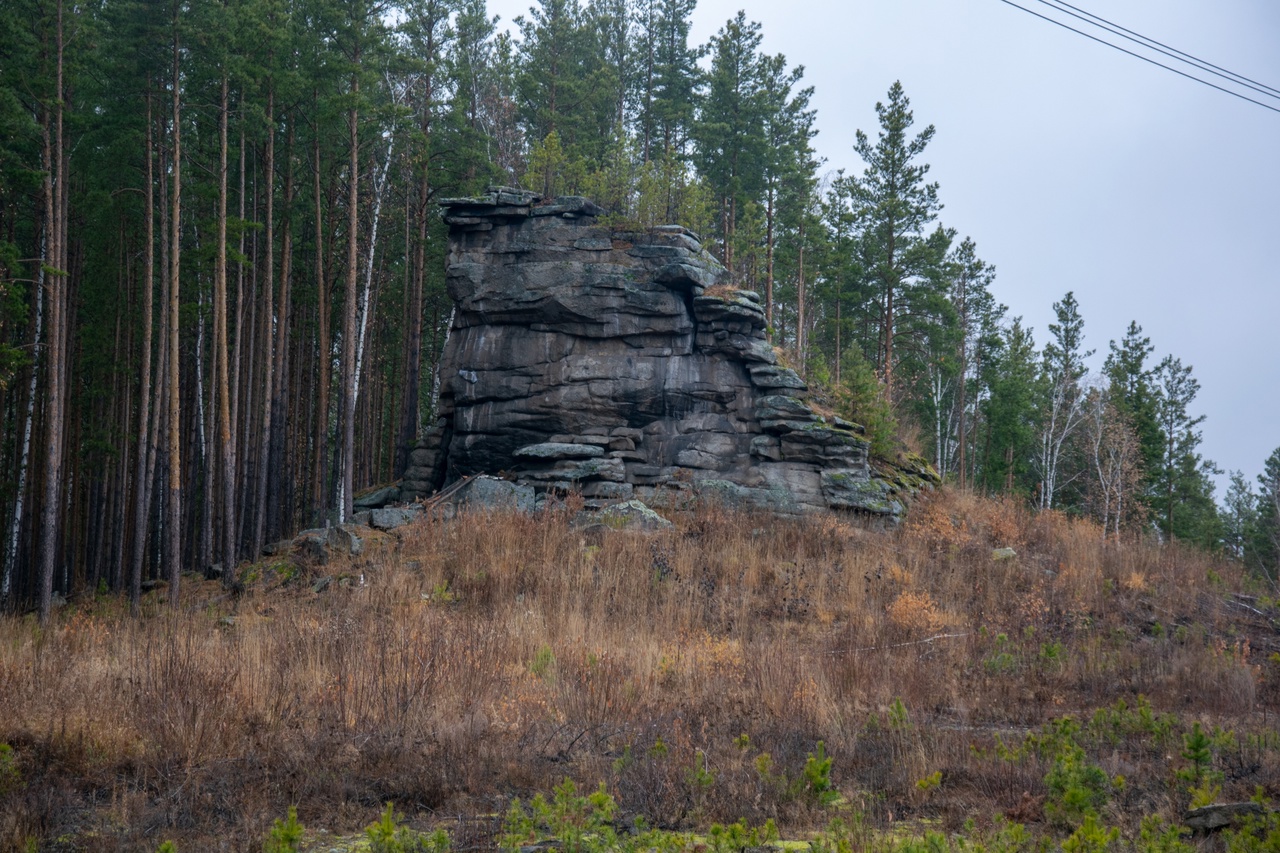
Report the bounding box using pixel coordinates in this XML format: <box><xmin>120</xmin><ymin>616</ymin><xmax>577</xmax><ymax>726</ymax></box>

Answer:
<box><xmin>1</xmin><ymin>0</ymin><xmax>1276</xmax><ymax>618</ymax></box>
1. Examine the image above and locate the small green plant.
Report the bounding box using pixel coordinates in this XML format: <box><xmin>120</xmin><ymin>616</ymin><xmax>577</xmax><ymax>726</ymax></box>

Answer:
<box><xmin>808</xmin><ymin>816</ymin><xmax>872</xmax><ymax>853</ymax></box>
<box><xmin>687</xmin><ymin>749</ymin><xmax>716</xmax><ymax>790</ymax></box>
<box><xmin>1087</xmin><ymin>696</ymin><xmax>1178</xmax><ymax>747</ymax></box>
<box><xmin>1039</xmin><ymin>641</ymin><xmax>1066</xmax><ymax>669</ymax></box>
<box><xmin>706</xmin><ymin>819</ymin><xmax>778</xmax><ymax>853</ymax></box>
<box><xmin>264</xmin><ymin>806</ymin><xmax>305</xmax><ymax>853</ymax></box>
<box><xmin>0</xmin><ymin>743</ymin><xmax>20</xmax><ymax>797</ymax></box>
<box><xmin>1045</xmin><ymin>744</ymin><xmax>1111</xmax><ymax>829</ymax></box>
<box><xmin>916</xmin><ymin>770</ymin><xmax>943</xmax><ymax>793</ymax></box>
<box><xmin>155</xmin><ymin>843</ymin><xmax>177</xmax><ymax>853</ymax></box>
<box><xmin>977</xmin><ymin>818</ymin><xmax>1035</xmax><ymax>853</ymax></box>
<box><xmin>804</xmin><ymin>740</ymin><xmax>840</xmax><ymax>807</ymax></box>
<box><xmin>754</xmin><ymin>751</ymin><xmax>776</xmax><ymax>783</ymax></box>
<box><xmin>888</xmin><ymin>697</ymin><xmax>911</xmax><ymax>730</ymax></box>
<box><xmin>427</xmin><ymin>579</ymin><xmax>455</xmax><ymax>604</ymax></box>
<box><xmin>985</xmin><ymin>634</ymin><xmax>1018</xmax><ymax>674</ymax></box>
<box><xmin>1136</xmin><ymin>816</ymin><xmax>1193</xmax><ymax>853</ymax></box>
<box><xmin>530</xmin><ymin>643</ymin><xmax>556</xmax><ymax>680</ymax></box>
<box><xmin>612</xmin><ymin>744</ymin><xmax>634</xmax><ymax>772</ymax></box>
<box><xmin>1188</xmin><ymin>779</ymin><xmax>1223</xmax><ymax>809</ymax></box>
<box><xmin>1178</xmin><ymin>722</ymin><xmax>1222</xmax><ymax>790</ymax></box>
<box><xmin>993</xmin><ymin>732</ymin><xmax>1025</xmax><ymax>763</ymax></box>
<box><xmin>366</xmin><ymin>802</ymin><xmax>451</xmax><ymax>852</ymax></box>
<box><xmin>1222</xmin><ymin>809</ymin><xmax>1280</xmax><ymax>853</ymax></box>
<box><xmin>1061</xmin><ymin>814</ymin><xmax>1120</xmax><ymax>853</ymax></box>
<box><xmin>501</xmin><ymin>779</ymin><xmax>619</xmax><ymax>853</ymax></box>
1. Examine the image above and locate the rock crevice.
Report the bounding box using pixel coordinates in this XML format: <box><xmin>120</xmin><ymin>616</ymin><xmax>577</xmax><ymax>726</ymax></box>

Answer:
<box><xmin>403</xmin><ymin>188</ymin><xmax>932</xmax><ymax>516</ymax></box>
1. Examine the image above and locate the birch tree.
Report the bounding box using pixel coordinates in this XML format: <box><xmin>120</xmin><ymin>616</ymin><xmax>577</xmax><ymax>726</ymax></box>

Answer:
<box><xmin>1082</xmin><ymin>388</ymin><xmax>1144</xmax><ymax>539</ymax></box>
<box><xmin>1035</xmin><ymin>291</ymin><xmax>1091</xmax><ymax>511</ymax></box>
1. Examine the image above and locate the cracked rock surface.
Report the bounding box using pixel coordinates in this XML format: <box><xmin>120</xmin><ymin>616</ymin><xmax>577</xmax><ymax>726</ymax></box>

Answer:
<box><xmin>402</xmin><ymin>188</ymin><xmax>934</xmax><ymax>516</ymax></box>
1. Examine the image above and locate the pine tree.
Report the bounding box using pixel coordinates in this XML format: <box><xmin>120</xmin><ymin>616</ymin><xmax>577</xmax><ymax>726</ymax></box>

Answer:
<box><xmin>1254</xmin><ymin>447</ymin><xmax>1280</xmax><ymax>584</ymax></box>
<box><xmin>1221</xmin><ymin>470</ymin><xmax>1259</xmax><ymax>561</ymax></box>
<box><xmin>946</xmin><ymin>238</ymin><xmax>999</xmax><ymax>489</ymax></box>
<box><xmin>590</xmin><ymin>0</ymin><xmax>632</xmax><ymax>134</ymax></box>
<box><xmin>164</xmin><ymin>0</ymin><xmax>184</xmax><ymax>603</ymax></box>
<box><xmin>978</xmin><ymin>318</ymin><xmax>1041</xmax><ymax>496</ymax></box>
<box><xmin>1103</xmin><ymin>321</ymin><xmax>1163</xmax><ymax>481</ymax></box>
<box><xmin>849</xmin><ymin>81</ymin><xmax>944</xmax><ymax>403</ymax></box>
<box><xmin>653</xmin><ymin>0</ymin><xmax>698</xmax><ymax>159</ymax></box>
<box><xmin>396</xmin><ymin>0</ymin><xmax>459</xmax><ymax>479</ymax></box>
<box><xmin>1151</xmin><ymin>356</ymin><xmax>1219</xmax><ymax>544</ymax></box>
<box><xmin>694</xmin><ymin>11</ymin><xmax>766</xmax><ymax>276</ymax></box>
<box><xmin>758</xmin><ymin>52</ymin><xmax>817</xmax><ymax>335</ymax></box>
<box><xmin>516</xmin><ymin>0</ymin><xmax>615</xmax><ymax>191</ymax></box>
<box><xmin>814</xmin><ymin>172</ymin><xmax>864</xmax><ymax>382</ymax></box>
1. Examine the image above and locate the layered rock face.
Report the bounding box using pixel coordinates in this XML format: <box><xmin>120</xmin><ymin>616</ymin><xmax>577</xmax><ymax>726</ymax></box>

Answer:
<box><xmin>402</xmin><ymin>188</ymin><xmax>928</xmax><ymax>516</ymax></box>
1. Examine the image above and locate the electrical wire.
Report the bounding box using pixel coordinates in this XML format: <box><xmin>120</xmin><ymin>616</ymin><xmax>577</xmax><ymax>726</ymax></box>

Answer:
<box><xmin>1043</xmin><ymin>0</ymin><xmax>1280</xmax><ymax>98</ymax></box>
<box><xmin>995</xmin><ymin>0</ymin><xmax>1280</xmax><ymax>115</ymax></box>
<box><xmin>1033</xmin><ymin>0</ymin><xmax>1280</xmax><ymax>100</ymax></box>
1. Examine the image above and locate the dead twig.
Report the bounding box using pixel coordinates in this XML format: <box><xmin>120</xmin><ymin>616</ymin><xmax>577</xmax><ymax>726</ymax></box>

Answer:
<box><xmin>831</xmin><ymin>632</ymin><xmax>971</xmax><ymax>655</ymax></box>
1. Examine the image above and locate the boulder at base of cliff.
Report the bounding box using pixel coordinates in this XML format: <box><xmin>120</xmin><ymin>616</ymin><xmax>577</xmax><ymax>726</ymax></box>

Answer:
<box><xmin>578</xmin><ymin>499</ymin><xmax>674</xmax><ymax>534</ymax></box>
<box><xmin>431</xmin><ymin>475</ymin><xmax>537</xmax><ymax>518</ymax></box>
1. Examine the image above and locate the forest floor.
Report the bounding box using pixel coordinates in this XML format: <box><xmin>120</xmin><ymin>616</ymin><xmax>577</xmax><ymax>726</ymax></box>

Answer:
<box><xmin>2</xmin><ymin>489</ymin><xmax>1279</xmax><ymax>852</ymax></box>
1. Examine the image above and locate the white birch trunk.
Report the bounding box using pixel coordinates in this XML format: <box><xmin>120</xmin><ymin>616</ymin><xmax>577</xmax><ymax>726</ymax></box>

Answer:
<box><xmin>353</xmin><ymin>129</ymin><xmax>396</xmax><ymax>404</ymax></box>
<box><xmin>2</xmin><ymin>236</ymin><xmax>44</xmax><ymax>602</ymax></box>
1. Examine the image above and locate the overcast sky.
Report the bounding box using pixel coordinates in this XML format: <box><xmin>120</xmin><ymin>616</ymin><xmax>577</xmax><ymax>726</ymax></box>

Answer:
<box><xmin>485</xmin><ymin>0</ymin><xmax>1280</xmax><ymax>492</ymax></box>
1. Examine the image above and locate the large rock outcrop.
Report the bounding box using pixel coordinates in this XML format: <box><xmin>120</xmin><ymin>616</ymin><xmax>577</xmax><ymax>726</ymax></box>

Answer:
<box><xmin>402</xmin><ymin>188</ymin><xmax>933</xmax><ymax>516</ymax></box>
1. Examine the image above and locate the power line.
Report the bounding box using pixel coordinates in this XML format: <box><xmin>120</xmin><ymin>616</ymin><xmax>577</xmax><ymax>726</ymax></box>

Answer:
<box><xmin>995</xmin><ymin>0</ymin><xmax>1280</xmax><ymax>116</ymax></box>
<box><xmin>1035</xmin><ymin>0</ymin><xmax>1280</xmax><ymax>100</ymax></box>
<box><xmin>1045</xmin><ymin>0</ymin><xmax>1280</xmax><ymax>98</ymax></box>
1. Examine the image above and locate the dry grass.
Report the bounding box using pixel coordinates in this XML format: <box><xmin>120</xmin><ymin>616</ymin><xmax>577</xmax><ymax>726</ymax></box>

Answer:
<box><xmin>1</xmin><ymin>488</ymin><xmax>1278</xmax><ymax>850</ymax></box>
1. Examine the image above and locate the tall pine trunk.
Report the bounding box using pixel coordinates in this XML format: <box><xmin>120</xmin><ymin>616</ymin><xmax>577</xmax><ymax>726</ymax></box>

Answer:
<box><xmin>339</xmin><ymin>63</ymin><xmax>360</xmax><ymax>522</ymax></box>
<box><xmin>266</xmin><ymin>118</ymin><xmax>295</xmax><ymax>543</ymax></box>
<box><xmin>165</xmin><ymin>9</ymin><xmax>183</xmax><ymax>605</ymax></box>
<box><xmin>252</xmin><ymin>86</ymin><xmax>276</xmax><ymax>558</ymax></box>
<box><xmin>397</xmin><ymin>75</ymin><xmax>433</xmax><ymax>479</ymax></box>
<box><xmin>311</xmin><ymin>107</ymin><xmax>331</xmax><ymax>524</ymax></box>
<box><xmin>215</xmin><ymin>74</ymin><xmax>236</xmax><ymax>584</ymax></box>
<box><xmin>764</xmin><ymin>184</ymin><xmax>774</xmax><ymax>337</ymax></box>
<box><xmin>38</xmin><ymin>0</ymin><xmax>68</xmax><ymax>624</ymax></box>
<box><xmin>230</xmin><ymin>125</ymin><xmax>247</xmax><ymax>559</ymax></box>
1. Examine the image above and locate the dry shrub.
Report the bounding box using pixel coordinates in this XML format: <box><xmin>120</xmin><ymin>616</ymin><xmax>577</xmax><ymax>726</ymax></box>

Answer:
<box><xmin>903</xmin><ymin>490</ymin><xmax>1028</xmax><ymax>556</ymax></box>
<box><xmin>886</xmin><ymin>590</ymin><xmax>947</xmax><ymax>635</ymax></box>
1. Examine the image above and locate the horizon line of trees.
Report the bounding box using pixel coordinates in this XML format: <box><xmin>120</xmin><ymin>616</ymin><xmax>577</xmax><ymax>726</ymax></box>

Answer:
<box><xmin>1</xmin><ymin>0</ymin><xmax>1276</xmax><ymax>620</ymax></box>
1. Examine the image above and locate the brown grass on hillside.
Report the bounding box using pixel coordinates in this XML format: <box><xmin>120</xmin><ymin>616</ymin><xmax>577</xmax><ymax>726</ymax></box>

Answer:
<box><xmin>0</xmin><ymin>488</ymin><xmax>1277</xmax><ymax>850</ymax></box>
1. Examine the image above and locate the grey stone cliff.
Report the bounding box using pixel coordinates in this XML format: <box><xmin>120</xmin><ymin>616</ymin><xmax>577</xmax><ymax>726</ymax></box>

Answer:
<box><xmin>401</xmin><ymin>188</ymin><xmax>933</xmax><ymax>516</ymax></box>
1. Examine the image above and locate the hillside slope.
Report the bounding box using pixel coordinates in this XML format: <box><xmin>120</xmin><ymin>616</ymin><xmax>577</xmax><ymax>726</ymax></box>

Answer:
<box><xmin>1</xmin><ymin>489</ymin><xmax>1277</xmax><ymax>850</ymax></box>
